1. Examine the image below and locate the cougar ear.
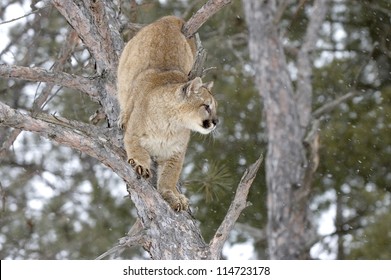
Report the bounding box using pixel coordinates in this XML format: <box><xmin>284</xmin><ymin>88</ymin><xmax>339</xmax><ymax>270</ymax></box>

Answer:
<box><xmin>183</xmin><ymin>77</ymin><xmax>203</xmax><ymax>97</ymax></box>
<box><xmin>203</xmin><ymin>81</ymin><xmax>214</xmax><ymax>92</ymax></box>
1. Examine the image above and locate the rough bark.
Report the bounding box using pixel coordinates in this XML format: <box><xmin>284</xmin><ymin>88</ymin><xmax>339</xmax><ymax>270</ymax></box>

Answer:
<box><xmin>51</xmin><ymin>0</ymin><xmax>122</xmax><ymax>128</ymax></box>
<box><xmin>209</xmin><ymin>156</ymin><xmax>263</xmax><ymax>259</ymax></box>
<box><xmin>182</xmin><ymin>0</ymin><xmax>232</xmax><ymax>38</ymax></box>
<box><xmin>0</xmin><ymin>0</ymin><xmax>257</xmax><ymax>260</ymax></box>
<box><xmin>0</xmin><ymin>64</ymin><xmax>100</xmax><ymax>102</ymax></box>
<box><xmin>243</xmin><ymin>0</ymin><xmax>328</xmax><ymax>259</ymax></box>
<box><xmin>0</xmin><ymin>101</ymin><xmax>262</xmax><ymax>260</ymax></box>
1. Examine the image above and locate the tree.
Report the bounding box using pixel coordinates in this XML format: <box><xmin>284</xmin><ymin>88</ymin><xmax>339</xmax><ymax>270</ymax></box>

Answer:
<box><xmin>0</xmin><ymin>0</ymin><xmax>263</xmax><ymax>260</ymax></box>
<box><xmin>243</xmin><ymin>0</ymin><xmax>391</xmax><ymax>259</ymax></box>
<box><xmin>314</xmin><ymin>0</ymin><xmax>391</xmax><ymax>259</ymax></box>
<box><xmin>243</xmin><ymin>0</ymin><xmax>327</xmax><ymax>259</ymax></box>
<box><xmin>1</xmin><ymin>0</ymin><xmax>390</xmax><ymax>260</ymax></box>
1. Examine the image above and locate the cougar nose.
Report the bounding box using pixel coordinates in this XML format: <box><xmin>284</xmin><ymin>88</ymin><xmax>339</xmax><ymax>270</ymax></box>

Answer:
<box><xmin>212</xmin><ymin>118</ymin><xmax>219</xmax><ymax>126</ymax></box>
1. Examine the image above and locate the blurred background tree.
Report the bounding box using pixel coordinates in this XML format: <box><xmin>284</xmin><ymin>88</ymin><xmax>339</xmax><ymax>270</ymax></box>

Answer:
<box><xmin>0</xmin><ymin>0</ymin><xmax>390</xmax><ymax>259</ymax></box>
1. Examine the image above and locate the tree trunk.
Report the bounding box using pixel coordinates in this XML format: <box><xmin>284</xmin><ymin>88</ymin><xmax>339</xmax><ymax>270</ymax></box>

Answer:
<box><xmin>243</xmin><ymin>0</ymin><xmax>327</xmax><ymax>259</ymax></box>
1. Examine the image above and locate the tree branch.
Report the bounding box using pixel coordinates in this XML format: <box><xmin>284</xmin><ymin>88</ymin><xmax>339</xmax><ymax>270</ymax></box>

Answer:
<box><xmin>234</xmin><ymin>222</ymin><xmax>266</xmax><ymax>243</ymax></box>
<box><xmin>0</xmin><ymin>5</ymin><xmax>49</xmax><ymax>26</ymax></box>
<box><xmin>51</xmin><ymin>0</ymin><xmax>121</xmax><ymax>127</ymax></box>
<box><xmin>296</xmin><ymin>0</ymin><xmax>328</xmax><ymax>131</ymax></box>
<box><xmin>312</xmin><ymin>91</ymin><xmax>356</xmax><ymax>118</ymax></box>
<box><xmin>33</xmin><ymin>28</ymin><xmax>80</xmax><ymax>110</ymax></box>
<box><xmin>0</xmin><ymin>64</ymin><xmax>100</xmax><ymax>101</ymax></box>
<box><xmin>1</xmin><ymin>29</ymin><xmax>83</xmax><ymax>158</ymax></box>
<box><xmin>0</xmin><ymin>101</ymin><xmax>122</xmax><ymax>162</ymax></box>
<box><xmin>0</xmin><ymin>101</ymin><xmax>210</xmax><ymax>259</ymax></box>
<box><xmin>96</xmin><ymin>218</ymin><xmax>145</xmax><ymax>260</ymax></box>
<box><xmin>1</xmin><ymin>1</ymin><xmax>249</xmax><ymax>260</ymax></box>
<box><xmin>188</xmin><ymin>34</ymin><xmax>208</xmax><ymax>80</ymax></box>
<box><xmin>0</xmin><ymin>101</ymin><xmax>156</xmax><ymax>215</ymax></box>
<box><xmin>209</xmin><ymin>155</ymin><xmax>263</xmax><ymax>259</ymax></box>
<box><xmin>97</xmin><ymin>155</ymin><xmax>263</xmax><ymax>260</ymax></box>
<box><xmin>51</xmin><ymin>0</ymin><xmax>119</xmax><ymax>76</ymax></box>
<box><xmin>182</xmin><ymin>0</ymin><xmax>232</xmax><ymax>38</ymax></box>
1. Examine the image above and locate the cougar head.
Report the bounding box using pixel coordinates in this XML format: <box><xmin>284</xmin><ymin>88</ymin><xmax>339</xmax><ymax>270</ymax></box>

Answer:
<box><xmin>180</xmin><ymin>77</ymin><xmax>218</xmax><ymax>134</ymax></box>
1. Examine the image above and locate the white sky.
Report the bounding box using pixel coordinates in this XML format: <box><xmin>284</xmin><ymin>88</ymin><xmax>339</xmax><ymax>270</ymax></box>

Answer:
<box><xmin>1</xmin><ymin>3</ymin><xmax>32</xmax><ymax>63</ymax></box>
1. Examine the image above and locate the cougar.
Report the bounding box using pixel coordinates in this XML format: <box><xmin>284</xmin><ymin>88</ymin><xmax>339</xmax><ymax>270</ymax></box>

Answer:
<box><xmin>117</xmin><ymin>16</ymin><xmax>218</xmax><ymax>211</ymax></box>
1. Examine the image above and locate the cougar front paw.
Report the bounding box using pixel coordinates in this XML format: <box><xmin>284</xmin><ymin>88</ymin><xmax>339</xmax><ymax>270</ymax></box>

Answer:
<box><xmin>128</xmin><ymin>158</ymin><xmax>151</xmax><ymax>179</ymax></box>
<box><xmin>160</xmin><ymin>190</ymin><xmax>189</xmax><ymax>212</ymax></box>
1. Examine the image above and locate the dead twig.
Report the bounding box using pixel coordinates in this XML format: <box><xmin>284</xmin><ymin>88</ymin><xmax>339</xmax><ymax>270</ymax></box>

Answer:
<box><xmin>209</xmin><ymin>155</ymin><xmax>263</xmax><ymax>259</ymax></box>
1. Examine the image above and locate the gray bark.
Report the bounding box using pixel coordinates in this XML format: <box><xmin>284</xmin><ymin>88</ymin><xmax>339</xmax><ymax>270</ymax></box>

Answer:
<box><xmin>243</xmin><ymin>0</ymin><xmax>328</xmax><ymax>259</ymax></box>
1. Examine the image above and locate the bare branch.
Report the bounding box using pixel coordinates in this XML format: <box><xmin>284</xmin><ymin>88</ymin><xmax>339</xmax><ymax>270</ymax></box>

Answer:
<box><xmin>1</xmin><ymin>29</ymin><xmax>82</xmax><ymax>157</ymax></box>
<box><xmin>296</xmin><ymin>0</ymin><xmax>328</xmax><ymax>131</ymax></box>
<box><xmin>96</xmin><ymin>152</ymin><xmax>264</xmax><ymax>260</ymax></box>
<box><xmin>182</xmin><ymin>0</ymin><xmax>232</xmax><ymax>38</ymax></box>
<box><xmin>234</xmin><ymin>223</ymin><xmax>266</xmax><ymax>243</ymax></box>
<box><xmin>2</xmin><ymin>0</ymin><xmax>244</xmax><ymax>260</ymax></box>
<box><xmin>0</xmin><ymin>5</ymin><xmax>49</xmax><ymax>26</ymax></box>
<box><xmin>33</xmin><ymin>28</ymin><xmax>79</xmax><ymax>111</ymax></box>
<box><xmin>96</xmin><ymin>218</ymin><xmax>144</xmax><ymax>260</ymax></box>
<box><xmin>182</xmin><ymin>0</ymin><xmax>204</xmax><ymax>19</ymax></box>
<box><xmin>0</xmin><ymin>64</ymin><xmax>100</xmax><ymax>101</ymax></box>
<box><xmin>188</xmin><ymin>34</ymin><xmax>208</xmax><ymax>80</ymax></box>
<box><xmin>51</xmin><ymin>0</ymin><xmax>122</xmax><ymax>127</ymax></box>
<box><xmin>0</xmin><ymin>100</ymin><xmax>143</xmax><ymax>209</ymax></box>
<box><xmin>0</xmin><ymin>101</ymin><xmax>209</xmax><ymax>259</ymax></box>
<box><xmin>294</xmin><ymin>0</ymin><xmax>328</xmax><ymax>207</ymax></box>
<box><xmin>51</xmin><ymin>0</ymin><xmax>118</xmax><ymax>76</ymax></box>
<box><xmin>0</xmin><ymin>101</ymin><xmax>122</xmax><ymax>162</ymax></box>
<box><xmin>274</xmin><ymin>0</ymin><xmax>291</xmax><ymax>24</ymax></box>
<box><xmin>313</xmin><ymin>91</ymin><xmax>356</xmax><ymax>118</ymax></box>
<box><xmin>209</xmin><ymin>155</ymin><xmax>263</xmax><ymax>259</ymax></box>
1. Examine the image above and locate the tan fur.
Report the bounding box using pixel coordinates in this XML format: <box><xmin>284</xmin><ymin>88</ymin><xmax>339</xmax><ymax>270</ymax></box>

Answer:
<box><xmin>117</xmin><ymin>16</ymin><xmax>218</xmax><ymax>211</ymax></box>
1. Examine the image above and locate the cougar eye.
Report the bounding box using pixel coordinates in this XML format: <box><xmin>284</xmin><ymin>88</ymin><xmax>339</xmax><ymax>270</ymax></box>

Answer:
<box><xmin>203</xmin><ymin>104</ymin><xmax>211</xmax><ymax>114</ymax></box>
